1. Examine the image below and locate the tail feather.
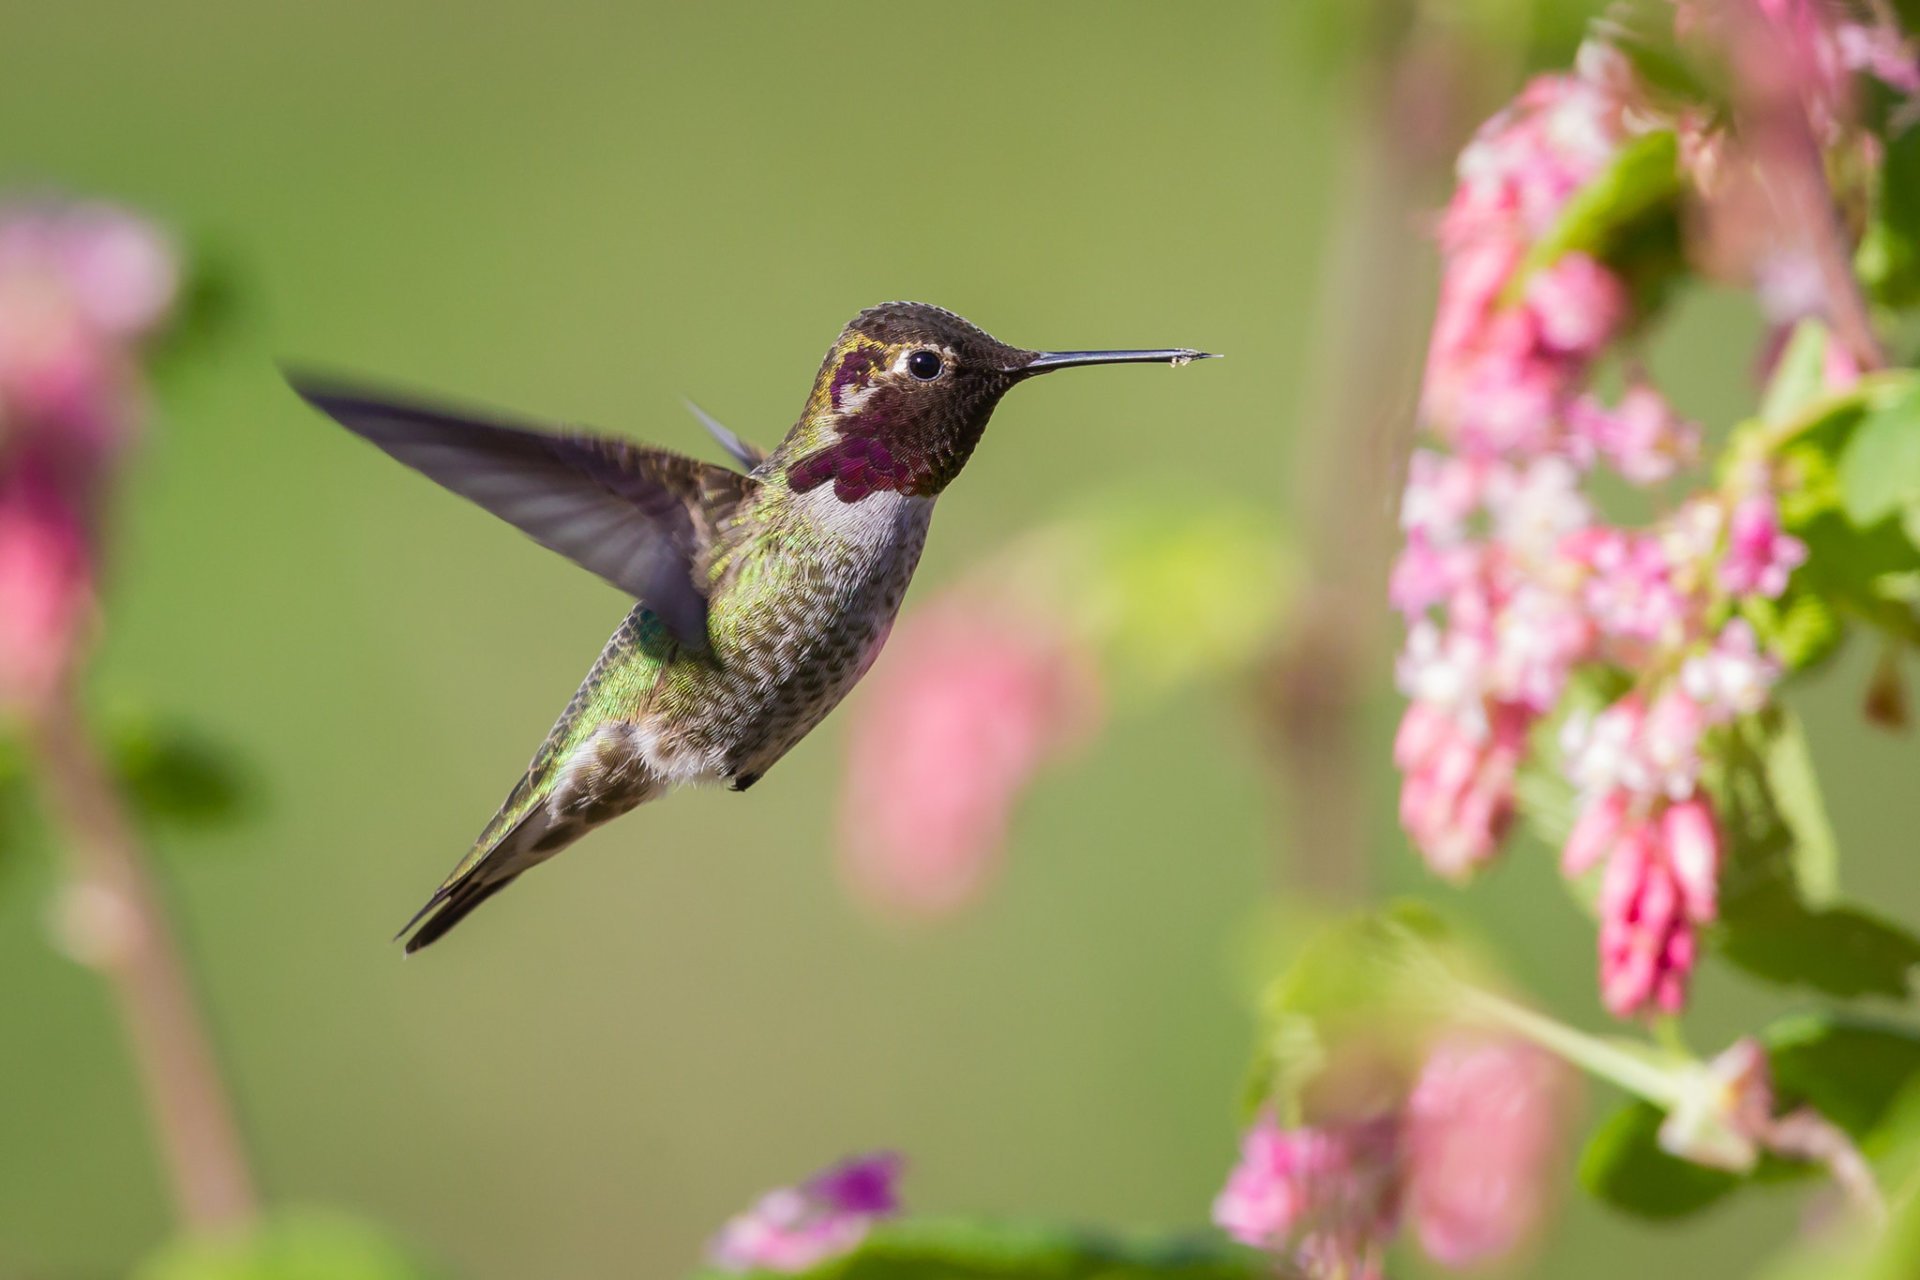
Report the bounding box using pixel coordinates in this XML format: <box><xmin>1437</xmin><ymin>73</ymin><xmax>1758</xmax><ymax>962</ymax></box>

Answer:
<box><xmin>402</xmin><ymin>873</ymin><xmax>524</xmax><ymax>953</ymax></box>
<box><xmin>396</xmin><ymin>800</ymin><xmax>559</xmax><ymax>952</ymax></box>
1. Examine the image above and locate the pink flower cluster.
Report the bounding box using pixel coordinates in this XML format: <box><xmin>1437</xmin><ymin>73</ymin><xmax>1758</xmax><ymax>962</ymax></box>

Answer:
<box><xmin>1394</xmin><ymin>50</ymin><xmax>1806</xmax><ymax>1016</ymax></box>
<box><xmin>708</xmin><ymin>1153</ymin><xmax>903</xmax><ymax>1274</ymax></box>
<box><xmin>1215</xmin><ymin>1035</ymin><xmax>1566</xmax><ymax>1277</ymax></box>
<box><xmin>837</xmin><ymin>596</ymin><xmax>1100</xmax><ymax>920</ymax></box>
<box><xmin>0</xmin><ymin>198</ymin><xmax>176</xmax><ymax>711</ymax></box>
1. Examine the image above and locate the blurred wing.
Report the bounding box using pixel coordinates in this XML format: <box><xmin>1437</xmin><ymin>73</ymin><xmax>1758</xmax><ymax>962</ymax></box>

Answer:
<box><xmin>292</xmin><ymin>377</ymin><xmax>756</xmax><ymax>650</ymax></box>
<box><xmin>683</xmin><ymin>398</ymin><xmax>768</xmax><ymax>472</ymax></box>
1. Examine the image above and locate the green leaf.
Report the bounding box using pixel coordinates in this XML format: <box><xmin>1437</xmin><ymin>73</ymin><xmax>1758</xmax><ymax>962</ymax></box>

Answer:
<box><xmin>1511</xmin><ymin>129</ymin><xmax>1684</xmax><ymax>297</ymax></box>
<box><xmin>1067</xmin><ymin>503</ymin><xmax>1293</xmax><ymax>698</ymax></box>
<box><xmin>148</xmin><ymin>238</ymin><xmax>246</xmax><ymax>382</ymax></box>
<box><xmin>1744</xmin><ymin>589</ymin><xmax>1847</xmax><ymax>674</ymax></box>
<box><xmin>1762</xmin><ymin>708</ymin><xmax>1838</xmax><ymax>906</ymax></box>
<box><xmin>1718</xmin><ymin>896</ymin><xmax>1920</xmax><ymax>1001</ymax></box>
<box><xmin>690</xmin><ymin>1220</ymin><xmax>1270</xmax><ymax>1280</ymax></box>
<box><xmin>107</xmin><ymin>715</ymin><xmax>255</xmax><ymax>829</ymax></box>
<box><xmin>1839</xmin><ymin>382</ymin><xmax>1920</xmax><ymax>527</ymax></box>
<box><xmin>1243</xmin><ymin>904</ymin><xmax>1462</xmax><ymax>1122</ymax></box>
<box><xmin>1710</xmin><ymin>713</ymin><xmax>1920</xmax><ymax>999</ymax></box>
<box><xmin>1579</xmin><ymin>1100</ymin><xmax>1742</xmax><ymax>1220</ymax></box>
<box><xmin>1858</xmin><ymin>120</ymin><xmax>1920</xmax><ymax>312</ymax></box>
<box><xmin>136</xmin><ymin>1210</ymin><xmax>446</xmax><ymax>1280</ymax></box>
<box><xmin>1766</xmin><ymin>1013</ymin><xmax>1920</xmax><ymax>1145</ymax></box>
<box><xmin>1760</xmin><ymin>320</ymin><xmax>1834</xmax><ymax>427</ymax></box>
<box><xmin>0</xmin><ymin>732</ymin><xmax>30</xmax><ymax>862</ymax></box>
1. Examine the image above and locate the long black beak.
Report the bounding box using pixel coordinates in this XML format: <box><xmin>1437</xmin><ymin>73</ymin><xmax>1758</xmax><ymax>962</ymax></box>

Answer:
<box><xmin>1018</xmin><ymin>348</ymin><xmax>1219</xmax><ymax>375</ymax></box>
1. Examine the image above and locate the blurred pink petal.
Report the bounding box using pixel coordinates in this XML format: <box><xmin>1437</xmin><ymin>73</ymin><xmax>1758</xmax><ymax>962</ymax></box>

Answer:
<box><xmin>1524</xmin><ymin>253</ymin><xmax>1628</xmax><ymax>355</ymax></box>
<box><xmin>1720</xmin><ymin>494</ymin><xmax>1806</xmax><ymax>599</ymax></box>
<box><xmin>1213</xmin><ymin>1111</ymin><xmax>1398</xmax><ymax>1280</ymax></box>
<box><xmin>838</xmin><ymin>598</ymin><xmax>1100</xmax><ymax>919</ymax></box>
<box><xmin>0</xmin><ymin>475</ymin><xmax>92</xmax><ymax>708</ymax></box>
<box><xmin>1393</xmin><ymin>698</ymin><xmax>1527</xmax><ymax>878</ymax></box>
<box><xmin>0</xmin><ymin>197</ymin><xmax>175</xmax><ymax>712</ymax></box>
<box><xmin>708</xmin><ymin>1153</ymin><xmax>903</xmax><ymax>1274</ymax></box>
<box><xmin>1404</xmin><ymin>1034</ymin><xmax>1570</xmax><ymax>1267</ymax></box>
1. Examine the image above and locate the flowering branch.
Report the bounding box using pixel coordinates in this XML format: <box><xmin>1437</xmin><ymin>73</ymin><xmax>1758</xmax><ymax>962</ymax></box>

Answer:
<box><xmin>0</xmin><ymin>198</ymin><xmax>257</xmax><ymax>1233</ymax></box>
<box><xmin>29</xmin><ymin>697</ymin><xmax>258</xmax><ymax>1231</ymax></box>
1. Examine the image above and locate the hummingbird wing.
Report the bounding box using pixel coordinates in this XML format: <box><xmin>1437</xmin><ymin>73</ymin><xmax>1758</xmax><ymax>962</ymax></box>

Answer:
<box><xmin>292</xmin><ymin>379</ymin><xmax>755</xmax><ymax>651</ymax></box>
<box><xmin>682</xmin><ymin>398</ymin><xmax>768</xmax><ymax>472</ymax></box>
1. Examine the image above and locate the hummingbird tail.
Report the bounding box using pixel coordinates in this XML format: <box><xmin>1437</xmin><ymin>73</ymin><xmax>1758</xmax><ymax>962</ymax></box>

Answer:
<box><xmin>397</xmin><ymin>800</ymin><xmax>563</xmax><ymax>953</ymax></box>
<box><xmin>396</xmin><ymin>717</ymin><xmax>664</xmax><ymax>953</ymax></box>
<box><xmin>401</xmin><ymin>872</ymin><xmax>525</xmax><ymax>953</ymax></box>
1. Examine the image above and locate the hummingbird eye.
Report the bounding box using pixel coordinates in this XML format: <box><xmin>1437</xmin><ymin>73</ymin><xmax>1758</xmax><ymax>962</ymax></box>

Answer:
<box><xmin>905</xmin><ymin>349</ymin><xmax>944</xmax><ymax>381</ymax></box>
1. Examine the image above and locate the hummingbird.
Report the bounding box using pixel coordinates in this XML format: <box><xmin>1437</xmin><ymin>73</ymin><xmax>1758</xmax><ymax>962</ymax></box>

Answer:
<box><xmin>292</xmin><ymin>302</ymin><xmax>1214</xmax><ymax>951</ymax></box>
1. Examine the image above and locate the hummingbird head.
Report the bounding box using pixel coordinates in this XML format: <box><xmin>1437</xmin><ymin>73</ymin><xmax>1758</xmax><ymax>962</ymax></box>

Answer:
<box><xmin>777</xmin><ymin>301</ymin><xmax>1213</xmax><ymax>503</ymax></box>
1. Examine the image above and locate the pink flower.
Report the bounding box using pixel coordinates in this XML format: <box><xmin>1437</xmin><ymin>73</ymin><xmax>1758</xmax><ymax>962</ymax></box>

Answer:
<box><xmin>837</xmin><ymin>599</ymin><xmax>1100</xmax><ymax>919</ymax></box>
<box><xmin>708</xmin><ymin>1153</ymin><xmax>902</xmax><ymax>1274</ymax></box>
<box><xmin>0</xmin><ymin>198</ymin><xmax>174</xmax><ymax>711</ymax></box>
<box><xmin>1837</xmin><ymin>20</ymin><xmax>1920</xmax><ymax>94</ymax></box>
<box><xmin>1564</xmin><ymin>528</ymin><xmax>1693</xmax><ymax>649</ymax></box>
<box><xmin>1524</xmin><ymin>253</ymin><xmax>1628</xmax><ymax>355</ymax></box>
<box><xmin>1213</xmin><ymin>1112</ymin><xmax>1399</xmax><ymax>1280</ymax></box>
<box><xmin>1404</xmin><ymin>1035</ymin><xmax>1570</xmax><ymax>1267</ymax></box>
<box><xmin>1681</xmin><ymin>619</ymin><xmax>1780</xmax><ymax>716</ymax></box>
<box><xmin>1598</xmin><ymin>797</ymin><xmax>1721</xmax><ymax>1016</ymax></box>
<box><xmin>1393</xmin><ymin>699</ymin><xmax>1527</xmax><ymax>878</ymax></box>
<box><xmin>1720</xmin><ymin>494</ymin><xmax>1806</xmax><ymax>598</ymax></box>
<box><xmin>1562</xmin><ymin>787</ymin><xmax>1629</xmax><ymax>878</ymax></box>
<box><xmin>1566</xmin><ymin>386</ymin><xmax>1701</xmax><ymax>485</ymax></box>
<box><xmin>0</xmin><ymin>471</ymin><xmax>91</xmax><ymax>708</ymax></box>
<box><xmin>1388</xmin><ymin>533</ymin><xmax>1479</xmax><ymax>618</ymax></box>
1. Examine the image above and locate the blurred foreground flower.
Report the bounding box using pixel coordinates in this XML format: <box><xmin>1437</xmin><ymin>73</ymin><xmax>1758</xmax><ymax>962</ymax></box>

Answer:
<box><xmin>0</xmin><ymin>197</ymin><xmax>176</xmax><ymax>712</ymax></box>
<box><xmin>837</xmin><ymin>597</ymin><xmax>1099</xmax><ymax>919</ymax></box>
<box><xmin>836</xmin><ymin>507</ymin><xmax>1287</xmax><ymax>921</ymax></box>
<box><xmin>709</xmin><ymin>1153</ymin><xmax>903</xmax><ymax>1274</ymax></box>
<box><xmin>1216</xmin><ymin>1032</ymin><xmax>1568</xmax><ymax>1278</ymax></box>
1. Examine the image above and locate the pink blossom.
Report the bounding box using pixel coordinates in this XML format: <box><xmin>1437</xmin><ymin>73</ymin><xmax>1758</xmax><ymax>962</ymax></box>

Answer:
<box><xmin>1566</xmin><ymin>386</ymin><xmax>1701</xmax><ymax>485</ymax></box>
<box><xmin>1837</xmin><ymin>21</ymin><xmax>1920</xmax><ymax>94</ymax></box>
<box><xmin>1524</xmin><ymin>252</ymin><xmax>1628</xmax><ymax>355</ymax></box>
<box><xmin>1562</xmin><ymin>787</ymin><xmax>1629</xmax><ymax>878</ymax></box>
<box><xmin>1399</xmin><ymin>449</ymin><xmax>1483</xmax><ymax>543</ymax></box>
<box><xmin>0</xmin><ymin>199</ymin><xmax>174</xmax><ymax>711</ymax></box>
<box><xmin>1564</xmin><ymin>528</ymin><xmax>1693</xmax><ymax>649</ymax></box>
<box><xmin>1213</xmin><ymin>1112</ymin><xmax>1398</xmax><ymax>1280</ymax></box>
<box><xmin>1598</xmin><ymin>799</ymin><xmax>1721</xmax><ymax>1016</ymax></box>
<box><xmin>1681</xmin><ymin>619</ymin><xmax>1780</xmax><ymax>716</ymax></box>
<box><xmin>708</xmin><ymin>1153</ymin><xmax>902</xmax><ymax>1274</ymax></box>
<box><xmin>1395</xmin><ymin>619</ymin><xmax>1494</xmax><ymax>730</ymax></box>
<box><xmin>1404</xmin><ymin>1035</ymin><xmax>1570</xmax><ymax>1267</ymax></box>
<box><xmin>1394</xmin><ymin>21</ymin><xmax>1808</xmax><ymax>1018</ymax></box>
<box><xmin>1639</xmin><ymin>689</ymin><xmax>1711</xmax><ymax>801</ymax></box>
<box><xmin>1720</xmin><ymin>494</ymin><xmax>1806</xmax><ymax>598</ymax></box>
<box><xmin>1485</xmin><ymin>456</ymin><xmax>1592</xmax><ymax>563</ymax></box>
<box><xmin>1563</xmin><ymin>690</ymin><xmax>1708</xmax><ymax>803</ymax></box>
<box><xmin>1490</xmin><ymin>584</ymin><xmax>1593</xmax><ymax>713</ymax></box>
<box><xmin>0</xmin><ymin>472</ymin><xmax>91</xmax><ymax>708</ymax></box>
<box><xmin>1388</xmin><ymin>533</ymin><xmax>1479</xmax><ymax>618</ymax></box>
<box><xmin>1662</xmin><ymin>795</ymin><xmax>1722</xmax><ymax>922</ymax></box>
<box><xmin>837</xmin><ymin>599</ymin><xmax>1099</xmax><ymax>919</ymax></box>
<box><xmin>1393</xmin><ymin>699</ymin><xmax>1527</xmax><ymax>878</ymax></box>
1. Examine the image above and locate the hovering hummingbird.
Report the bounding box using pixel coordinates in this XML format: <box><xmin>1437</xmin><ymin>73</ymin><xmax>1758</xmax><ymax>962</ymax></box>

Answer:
<box><xmin>293</xmin><ymin>302</ymin><xmax>1214</xmax><ymax>950</ymax></box>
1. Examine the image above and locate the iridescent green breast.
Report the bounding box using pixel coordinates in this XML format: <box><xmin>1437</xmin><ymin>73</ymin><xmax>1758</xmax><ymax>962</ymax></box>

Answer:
<box><xmin>643</xmin><ymin>480</ymin><xmax>933</xmax><ymax>783</ymax></box>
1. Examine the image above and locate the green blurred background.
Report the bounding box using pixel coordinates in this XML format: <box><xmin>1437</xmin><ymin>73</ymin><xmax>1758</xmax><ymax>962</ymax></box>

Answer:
<box><xmin>3</xmin><ymin>2</ymin><xmax>1916</xmax><ymax>1277</ymax></box>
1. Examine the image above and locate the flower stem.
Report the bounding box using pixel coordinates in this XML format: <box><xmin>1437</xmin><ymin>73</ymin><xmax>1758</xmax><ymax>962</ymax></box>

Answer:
<box><xmin>1459</xmin><ymin>985</ymin><xmax>1685</xmax><ymax>1107</ymax></box>
<box><xmin>27</xmin><ymin>697</ymin><xmax>258</xmax><ymax>1232</ymax></box>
